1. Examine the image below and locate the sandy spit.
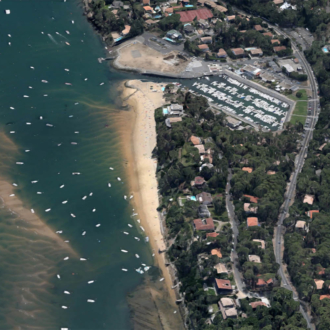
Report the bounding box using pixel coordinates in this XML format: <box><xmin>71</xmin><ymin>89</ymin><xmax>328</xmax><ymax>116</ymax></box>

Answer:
<box><xmin>114</xmin><ymin>80</ymin><xmax>184</xmax><ymax>329</ymax></box>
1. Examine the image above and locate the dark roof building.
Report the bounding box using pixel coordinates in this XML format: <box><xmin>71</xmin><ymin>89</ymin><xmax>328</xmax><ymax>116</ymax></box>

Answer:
<box><xmin>193</xmin><ymin>218</ymin><xmax>214</xmax><ymax>231</ymax></box>
<box><xmin>196</xmin><ymin>192</ymin><xmax>213</xmax><ymax>205</ymax></box>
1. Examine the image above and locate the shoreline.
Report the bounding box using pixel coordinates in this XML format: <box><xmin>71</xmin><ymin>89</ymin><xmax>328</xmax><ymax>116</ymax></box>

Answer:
<box><xmin>114</xmin><ymin>80</ymin><xmax>185</xmax><ymax>329</ymax></box>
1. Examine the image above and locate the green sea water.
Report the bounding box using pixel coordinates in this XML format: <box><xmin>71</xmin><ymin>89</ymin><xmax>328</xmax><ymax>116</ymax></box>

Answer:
<box><xmin>0</xmin><ymin>1</ymin><xmax>153</xmax><ymax>329</ymax></box>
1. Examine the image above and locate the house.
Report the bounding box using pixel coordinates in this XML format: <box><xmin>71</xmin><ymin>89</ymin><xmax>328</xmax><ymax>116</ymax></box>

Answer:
<box><xmin>256</xmin><ymin>278</ymin><xmax>266</xmax><ymax>287</ymax></box>
<box><xmin>167</xmin><ymin>104</ymin><xmax>184</xmax><ymax>116</ymax></box>
<box><xmin>250</xmin><ymin>301</ymin><xmax>267</xmax><ymax>309</ymax></box>
<box><xmin>145</xmin><ymin>19</ymin><xmax>159</xmax><ymax>27</ymax></box>
<box><xmin>198</xmin><ymin>19</ymin><xmax>209</xmax><ymax>28</ymax></box>
<box><xmin>260</xmin><ymin>72</ymin><xmax>276</xmax><ymax>83</ymax></box>
<box><xmin>211</xmin><ymin>248</ymin><xmax>222</xmax><ymax>258</ymax></box>
<box><xmin>121</xmin><ymin>25</ymin><xmax>131</xmax><ymax>36</ymax></box>
<box><xmin>198</xmin><ymin>44</ymin><xmax>210</xmax><ymax>52</ymax></box>
<box><xmin>143</xmin><ymin>6</ymin><xmax>153</xmax><ymax>13</ymax></box>
<box><xmin>176</xmin><ymin>8</ymin><xmax>213</xmax><ymax>23</ymax></box>
<box><xmin>282</xmin><ymin>64</ymin><xmax>294</xmax><ymax>74</ymax></box>
<box><xmin>263</xmin><ymin>32</ymin><xmax>273</xmax><ymax>37</ymax></box>
<box><xmin>214</xmin><ymin>263</ymin><xmax>228</xmax><ymax>274</ymax></box>
<box><xmin>254</xmin><ymin>25</ymin><xmax>263</xmax><ymax>32</ymax></box>
<box><xmin>247</xmin><ymin>217</ymin><xmax>259</xmax><ymax>227</ymax></box>
<box><xmin>217</xmin><ymin>48</ymin><xmax>227</xmax><ymax>58</ymax></box>
<box><xmin>183</xmin><ymin>23</ymin><xmax>194</xmax><ymax>34</ymax></box>
<box><xmin>242</xmin><ymin>65</ymin><xmax>261</xmax><ymax>77</ymax></box>
<box><xmin>193</xmin><ymin>176</ymin><xmax>206</xmax><ymax>188</ymax></box>
<box><xmin>226</xmin><ymin>116</ymin><xmax>241</xmax><ymax>128</ymax></box>
<box><xmin>200</xmin><ymin>163</ymin><xmax>214</xmax><ymax>172</ymax></box>
<box><xmin>112</xmin><ymin>0</ymin><xmax>124</xmax><ymax>9</ymax></box>
<box><xmin>224</xmin><ymin>308</ymin><xmax>238</xmax><ymax>319</ymax></box>
<box><xmin>306</xmin><ymin>210</ymin><xmax>319</xmax><ymax>219</ymax></box>
<box><xmin>195</xmin><ymin>144</ymin><xmax>205</xmax><ymax>154</ymax></box>
<box><xmin>198</xmin><ymin>204</ymin><xmax>211</xmax><ymax>218</ymax></box>
<box><xmin>250</xmin><ymin>48</ymin><xmax>263</xmax><ymax>57</ymax></box>
<box><xmin>142</xmin><ymin>0</ymin><xmax>150</xmax><ymax>4</ymax></box>
<box><xmin>267</xmin><ymin>170</ymin><xmax>276</xmax><ymax>175</ymax></box>
<box><xmin>273</xmin><ymin>0</ymin><xmax>284</xmax><ymax>4</ymax></box>
<box><xmin>231</xmin><ymin>48</ymin><xmax>245</xmax><ymax>57</ymax></box>
<box><xmin>215</xmin><ymin>278</ymin><xmax>232</xmax><ymax>293</ymax></box>
<box><xmin>190</xmin><ymin>135</ymin><xmax>202</xmax><ymax>145</ymax></box>
<box><xmin>198</xmin><ymin>0</ymin><xmax>228</xmax><ymax>13</ymax></box>
<box><xmin>244</xmin><ymin>195</ymin><xmax>259</xmax><ymax>203</ymax></box>
<box><xmin>314</xmin><ymin>279</ymin><xmax>324</xmax><ymax>290</ymax></box>
<box><xmin>295</xmin><ymin>220</ymin><xmax>307</xmax><ymax>231</ymax></box>
<box><xmin>273</xmin><ymin>45</ymin><xmax>287</xmax><ymax>53</ymax></box>
<box><xmin>207</xmin><ymin>232</ymin><xmax>219</xmax><ymax>238</ymax></box>
<box><xmin>201</xmin><ymin>148</ymin><xmax>213</xmax><ymax>163</ymax></box>
<box><xmin>253</xmin><ymin>239</ymin><xmax>265</xmax><ymax>249</ymax></box>
<box><xmin>242</xmin><ymin>167</ymin><xmax>253</xmax><ymax>173</ymax></box>
<box><xmin>244</xmin><ymin>203</ymin><xmax>258</xmax><ymax>213</ymax></box>
<box><xmin>200</xmin><ymin>37</ymin><xmax>212</xmax><ymax>45</ymax></box>
<box><xmin>218</xmin><ymin>298</ymin><xmax>237</xmax><ymax>319</ymax></box>
<box><xmin>220</xmin><ymin>297</ymin><xmax>235</xmax><ymax>308</ymax></box>
<box><xmin>165</xmin><ymin>117</ymin><xmax>182</xmax><ymax>128</ymax></box>
<box><xmin>320</xmin><ymin>295</ymin><xmax>330</xmax><ymax>300</ymax></box>
<box><xmin>271</xmin><ymin>39</ymin><xmax>280</xmax><ymax>45</ymax></box>
<box><xmin>196</xmin><ymin>192</ymin><xmax>213</xmax><ymax>205</ymax></box>
<box><xmin>227</xmin><ymin>15</ymin><xmax>236</xmax><ymax>22</ymax></box>
<box><xmin>165</xmin><ymin>7</ymin><xmax>173</xmax><ymax>14</ymax></box>
<box><xmin>249</xmin><ymin>255</ymin><xmax>261</xmax><ymax>263</ymax></box>
<box><xmin>166</xmin><ymin>29</ymin><xmax>183</xmax><ymax>40</ymax></box>
<box><xmin>193</xmin><ymin>217</ymin><xmax>215</xmax><ymax>231</ymax></box>
<box><xmin>303</xmin><ymin>194</ymin><xmax>314</xmax><ymax>205</ymax></box>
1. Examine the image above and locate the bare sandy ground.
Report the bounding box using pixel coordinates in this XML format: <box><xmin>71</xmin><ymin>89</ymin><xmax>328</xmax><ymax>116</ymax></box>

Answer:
<box><xmin>114</xmin><ymin>80</ymin><xmax>184</xmax><ymax>329</ymax></box>
<box><xmin>114</xmin><ymin>40</ymin><xmax>189</xmax><ymax>74</ymax></box>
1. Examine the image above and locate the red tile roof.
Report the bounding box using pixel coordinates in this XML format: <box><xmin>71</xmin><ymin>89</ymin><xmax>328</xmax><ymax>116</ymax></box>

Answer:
<box><xmin>247</xmin><ymin>217</ymin><xmax>259</xmax><ymax>227</ymax></box>
<box><xmin>193</xmin><ymin>218</ymin><xmax>214</xmax><ymax>231</ymax></box>
<box><xmin>320</xmin><ymin>294</ymin><xmax>330</xmax><ymax>300</ymax></box>
<box><xmin>263</xmin><ymin>32</ymin><xmax>273</xmax><ymax>37</ymax></box>
<box><xmin>273</xmin><ymin>46</ymin><xmax>287</xmax><ymax>52</ymax></box>
<box><xmin>244</xmin><ymin>195</ymin><xmax>259</xmax><ymax>204</ymax></box>
<box><xmin>256</xmin><ymin>278</ymin><xmax>266</xmax><ymax>286</ymax></box>
<box><xmin>250</xmin><ymin>301</ymin><xmax>267</xmax><ymax>308</ymax></box>
<box><xmin>306</xmin><ymin>210</ymin><xmax>319</xmax><ymax>219</ymax></box>
<box><xmin>215</xmin><ymin>278</ymin><xmax>232</xmax><ymax>290</ymax></box>
<box><xmin>176</xmin><ymin>8</ymin><xmax>213</xmax><ymax>22</ymax></box>
<box><xmin>206</xmin><ymin>232</ymin><xmax>219</xmax><ymax>238</ymax></box>
<box><xmin>195</xmin><ymin>176</ymin><xmax>205</xmax><ymax>185</ymax></box>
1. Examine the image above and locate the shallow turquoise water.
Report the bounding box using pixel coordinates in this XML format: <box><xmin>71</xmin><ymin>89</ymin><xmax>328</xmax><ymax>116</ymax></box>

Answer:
<box><xmin>0</xmin><ymin>1</ymin><xmax>152</xmax><ymax>329</ymax></box>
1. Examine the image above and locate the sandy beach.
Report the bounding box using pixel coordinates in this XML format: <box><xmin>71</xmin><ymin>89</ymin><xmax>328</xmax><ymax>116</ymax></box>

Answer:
<box><xmin>115</xmin><ymin>80</ymin><xmax>184</xmax><ymax>329</ymax></box>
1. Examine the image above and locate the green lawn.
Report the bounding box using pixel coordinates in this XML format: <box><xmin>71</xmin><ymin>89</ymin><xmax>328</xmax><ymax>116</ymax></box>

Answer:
<box><xmin>207</xmin><ymin>288</ymin><xmax>216</xmax><ymax>296</ymax></box>
<box><xmin>287</xmin><ymin>89</ymin><xmax>308</xmax><ymax>101</ymax></box>
<box><xmin>290</xmin><ymin>115</ymin><xmax>306</xmax><ymax>125</ymax></box>
<box><xmin>212</xmin><ymin>304</ymin><xmax>219</xmax><ymax>312</ymax></box>
<box><xmin>293</xmin><ymin>101</ymin><xmax>308</xmax><ymax>116</ymax></box>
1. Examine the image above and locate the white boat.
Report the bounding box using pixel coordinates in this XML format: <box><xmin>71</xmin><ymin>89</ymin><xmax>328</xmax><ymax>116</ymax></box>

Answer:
<box><xmin>121</xmin><ymin>250</ymin><xmax>128</xmax><ymax>253</ymax></box>
<box><xmin>84</xmin><ymin>78</ymin><xmax>88</xmax><ymax>81</ymax></box>
<box><xmin>60</xmin><ymin>184</ymin><xmax>65</xmax><ymax>188</ymax></box>
<box><xmin>92</xmin><ymin>209</ymin><xmax>96</xmax><ymax>212</ymax></box>
<box><xmin>96</xmin><ymin>224</ymin><xmax>101</xmax><ymax>227</ymax></box>
<box><xmin>128</xmin><ymin>224</ymin><xmax>132</xmax><ymax>228</ymax></box>
<box><xmin>123</xmin><ymin>232</ymin><xmax>129</xmax><ymax>235</ymax></box>
<box><xmin>134</xmin><ymin>237</ymin><xmax>140</xmax><ymax>241</ymax></box>
<box><xmin>108</xmin><ymin>183</ymin><xmax>111</xmax><ymax>187</ymax></box>
<box><xmin>87</xmin><ymin>300</ymin><xmax>95</xmax><ymax>303</ymax></box>
<box><xmin>39</xmin><ymin>116</ymin><xmax>43</xmax><ymax>120</ymax></box>
<box><xmin>45</xmin><ymin>208</ymin><xmax>51</xmax><ymax>212</ymax></box>
<box><xmin>70</xmin><ymin>213</ymin><xmax>76</xmax><ymax>218</ymax></box>
<box><xmin>117</xmin><ymin>177</ymin><xmax>121</xmax><ymax>181</ymax></box>
<box><xmin>130</xmin><ymin>195</ymin><xmax>133</xmax><ymax>199</ymax></box>
<box><xmin>65</xmin><ymin>83</ymin><xmax>72</xmax><ymax>86</ymax></box>
<box><xmin>64</xmin><ymin>68</ymin><xmax>69</xmax><ymax>71</ymax></box>
<box><xmin>30</xmin><ymin>66</ymin><xmax>34</xmax><ymax>69</ymax></box>
<box><xmin>28</xmin><ymin>86</ymin><xmax>33</xmax><ymax>89</ymax></box>
<box><xmin>87</xmin><ymin>280</ymin><xmax>94</xmax><ymax>284</ymax></box>
<box><xmin>122</xmin><ymin>269</ymin><xmax>128</xmax><ymax>272</ymax></box>
<box><xmin>65</xmin><ymin>42</ymin><xmax>70</xmax><ymax>46</ymax></box>
<box><xmin>140</xmin><ymin>226</ymin><xmax>145</xmax><ymax>232</ymax></box>
<box><xmin>46</xmin><ymin>123</ymin><xmax>53</xmax><ymax>127</ymax></box>
<box><xmin>159</xmin><ymin>278</ymin><xmax>164</xmax><ymax>282</ymax></box>
<box><xmin>56</xmin><ymin>230</ymin><xmax>63</xmax><ymax>234</ymax></box>
<box><xmin>64</xmin><ymin>291</ymin><xmax>70</xmax><ymax>294</ymax></box>
<box><xmin>23</xmin><ymin>95</ymin><xmax>29</xmax><ymax>98</ymax></box>
<box><xmin>62</xmin><ymin>306</ymin><xmax>68</xmax><ymax>309</ymax></box>
<box><xmin>10</xmin><ymin>131</ymin><xmax>15</xmax><ymax>134</ymax></box>
<box><xmin>57</xmin><ymin>274</ymin><xmax>61</xmax><ymax>279</ymax></box>
<box><xmin>72</xmin><ymin>20</ymin><xmax>74</xmax><ymax>24</ymax></box>
<box><xmin>71</xmin><ymin>142</ymin><xmax>77</xmax><ymax>145</ymax></box>
<box><xmin>82</xmin><ymin>196</ymin><xmax>87</xmax><ymax>200</ymax></box>
<box><xmin>8</xmin><ymin>42</ymin><xmax>11</xmax><ymax>46</ymax></box>
<box><xmin>37</xmin><ymin>192</ymin><xmax>43</xmax><ymax>194</ymax></box>
<box><xmin>41</xmin><ymin>80</ymin><xmax>48</xmax><ymax>83</ymax></box>
<box><xmin>72</xmin><ymin>172</ymin><xmax>80</xmax><ymax>175</ymax></box>
<box><xmin>5</xmin><ymin>10</ymin><xmax>11</xmax><ymax>15</ymax></box>
<box><xmin>82</xmin><ymin>231</ymin><xmax>86</xmax><ymax>235</ymax></box>
<box><xmin>109</xmin><ymin>167</ymin><xmax>114</xmax><ymax>170</ymax></box>
<box><xmin>135</xmin><ymin>254</ymin><xmax>140</xmax><ymax>258</ymax></box>
<box><xmin>80</xmin><ymin>258</ymin><xmax>87</xmax><ymax>261</ymax></box>
<box><xmin>9</xmin><ymin>194</ymin><xmax>15</xmax><ymax>197</ymax></box>
<box><xmin>124</xmin><ymin>196</ymin><xmax>127</xmax><ymax>200</ymax></box>
<box><xmin>56</xmin><ymin>32</ymin><xmax>59</xmax><ymax>35</ymax></box>
<box><xmin>10</xmin><ymin>107</ymin><xmax>15</xmax><ymax>110</ymax></box>
<box><xmin>63</xmin><ymin>256</ymin><xmax>69</xmax><ymax>260</ymax></box>
<box><xmin>100</xmin><ymin>82</ymin><xmax>104</xmax><ymax>86</ymax></box>
<box><xmin>62</xmin><ymin>200</ymin><xmax>68</xmax><ymax>204</ymax></box>
<box><xmin>31</xmin><ymin>209</ymin><xmax>35</xmax><ymax>213</ymax></box>
<box><xmin>26</xmin><ymin>122</ymin><xmax>31</xmax><ymax>125</ymax></box>
<box><xmin>89</xmin><ymin>192</ymin><xmax>93</xmax><ymax>196</ymax></box>
<box><xmin>12</xmin><ymin>183</ymin><xmax>18</xmax><ymax>186</ymax></box>
<box><xmin>8</xmin><ymin>34</ymin><xmax>11</xmax><ymax>37</ymax></box>
<box><xmin>144</xmin><ymin>266</ymin><xmax>150</xmax><ymax>271</ymax></box>
<box><xmin>65</xmin><ymin>31</ymin><xmax>70</xmax><ymax>35</ymax></box>
<box><xmin>31</xmin><ymin>180</ymin><xmax>38</xmax><ymax>183</ymax></box>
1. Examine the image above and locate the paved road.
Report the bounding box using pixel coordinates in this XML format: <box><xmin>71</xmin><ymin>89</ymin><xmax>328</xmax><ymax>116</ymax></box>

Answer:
<box><xmin>272</xmin><ymin>27</ymin><xmax>318</xmax><ymax>330</ymax></box>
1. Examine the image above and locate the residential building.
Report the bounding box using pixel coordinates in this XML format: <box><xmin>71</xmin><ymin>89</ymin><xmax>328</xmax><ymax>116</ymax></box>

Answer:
<box><xmin>303</xmin><ymin>194</ymin><xmax>314</xmax><ymax>205</ymax></box>
<box><xmin>176</xmin><ymin>8</ymin><xmax>213</xmax><ymax>22</ymax></box>
<box><xmin>267</xmin><ymin>170</ymin><xmax>276</xmax><ymax>175</ymax></box>
<box><xmin>217</xmin><ymin>48</ymin><xmax>227</xmax><ymax>58</ymax></box>
<box><xmin>254</xmin><ymin>25</ymin><xmax>263</xmax><ymax>32</ymax></box>
<box><xmin>244</xmin><ymin>203</ymin><xmax>258</xmax><ymax>213</ymax></box>
<box><xmin>242</xmin><ymin>167</ymin><xmax>253</xmax><ymax>173</ymax></box>
<box><xmin>142</xmin><ymin>0</ymin><xmax>150</xmax><ymax>4</ymax></box>
<box><xmin>244</xmin><ymin>195</ymin><xmax>259</xmax><ymax>203</ymax></box>
<box><xmin>295</xmin><ymin>220</ymin><xmax>307</xmax><ymax>231</ymax></box>
<box><xmin>207</xmin><ymin>232</ymin><xmax>219</xmax><ymax>238</ymax></box>
<box><xmin>166</xmin><ymin>29</ymin><xmax>183</xmax><ymax>40</ymax></box>
<box><xmin>224</xmin><ymin>308</ymin><xmax>238</xmax><ymax>319</ymax></box>
<box><xmin>227</xmin><ymin>15</ymin><xmax>235</xmax><ymax>22</ymax></box>
<box><xmin>314</xmin><ymin>279</ymin><xmax>324</xmax><ymax>290</ymax></box>
<box><xmin>253</xmin><ymin>239</ymin><xmax>265</xmax><ymax>249</ymax></box>
<box><xmin>196</xmin><ymin>192</ymin><xmax>213</xmax><ymax>205</ymax></box>
<box><xmin>211</xmin><ymin>248</ymin><xmax>222</xmax><ymax>258</ymax></box>
<box><xmin>193</xmin><ymin>176</ymin><xmax>206</xmax><ymax>188</ymax></box>
<box><xmin>143</xmin><ymin>6</ymin><xmax>153</xmax><ymax>13</ymax></box>
<box><xmin>198</xmin><ymin>204</ymin><xmax>211</xmax><ymax>218</ymax></box>
<box><xmin>247</xmin><ymin>217</ymin><xmax>259</xmax><ymax>227</ymax></box>
<box><xmin>215</xmin><ymin>278</ymin><xmax>232</xmax><ymax>293</ymax></box>
<box><xmin>320</xmin><ymin>295</ymin><xmax>330</xmax><ymax>300</ymax></box>
<box><xmin>271</xmin><ymin>39</ymin><xmax>280</xmax><ymax>45</ymax></box>
<box><xmin>165</xmin><ymin>117</ymin><xmax>182</xmax><ymax>128</ymax></box>
<box><xmin>198</xmin><ymin>44</ymin><xmax>209</xmax><ymax>52</ymax></box>
<box><xmin>248</xmin><ymin>255</ymin><xmax>261</xmax><ymax>263</ymax></box>
<box><xmin>190</xmin><ymin>135</ymin><xmax>202</xmax><ymax>145</ymax></box>
<box><xmin>121</xmin><ymin>25</ymin><xmax>131</xmax><ymax>36</ymax></box>
<box><xmin>242</xmin><ymin>64</ymin><xmax>261</xmax><ymax>77</ymax></box>
<box><xmin>199</xmin><ymin>163</ymin><xmax>214</xmax><ymax>172</ymax></box>
<box><xmin>201</xmin><ymin>37</ymin><xmax>212</xmax><ymax>44</ymax></box>
<box><xmin>273</xmin><ymin>45</ymin><xmax>287</xmax><ymax>53</ymax></box>
<box><xmin>250</xmin><ymin>48</ymin><xmax>263</xmax><ymax>57</ymax></box>
<box><xmin>214</xmin><ymin>263</ymin><xmax>228</xmax><ymax>274</ymax></box>
<box><xmin>282</xmin><ymin>63</ymin><xmax>294</xmax><ymax>74</ymax></box>
<box><xmin>231</xmin><ymin>48</ymin><xmax>245</xmax><ymax>57</ymax></box>
<box><xmin>193</xmin><ymin>217</ymin><xmax>215</xmax><ymax>231</ymax></box>
<box><xmin>250</xmin><ymin>301</ymin><xmax>267</xmax><ymax>309</ymax></box>
<box><xmin>112</xmin><ymin>1</ymin><xmax>124</xmax><ymax>9</ymax></box>
<box><xmin>145</xmin><ymin>19</ymin><xmax>159</xmax><ymax>27</ymax></box>
<box><xmin>194</xmin><ymin>144</ymin><xmax>205</xmax><ymax>155</ymax></box>
<box><xmin>263</xmin><ymin>32</ymin><xmax>273</xmax><ymax>37</ymax></box>
<box><xmin>167</xmin><ymin>103</ymin><xmax>184</xmax><ymax>116</ymax></box>
<box><xmin>273</xmin><ymin>0</ymin><xmax>284</xmax><ymax>4</ymax></box>
<box><xmin>306</xmin><ymin>210</ymin><xmax>319</xmax><ymax>219</ymax></box>
<box><xmin>183</xmin><ymin>23</ymin><xmax>194</xmax><ymax>34</ymax></box>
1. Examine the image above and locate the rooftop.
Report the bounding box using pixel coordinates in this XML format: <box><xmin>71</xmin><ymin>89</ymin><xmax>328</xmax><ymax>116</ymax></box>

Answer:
<box><xmin>250</xmin><ymin>48</ymin><xmax>263</xmax><ymax>55</ymax></box>
<box><xmin>176</xmin><ymin>8</ymin><xmax>213</xmax><ymax>22</ymax></box>
<box><xmin>220</xmin><ymin>297</ymin><xmax>234</xmax><ymax>307</ymax></box>
<box><xmin>315</xmin><ymin>279</ymin><xmax>324</xmax><ymax>290</ymax></box>
<box><xmin>195</xmin><ymin>176</ymin><xmax>205</xmax><ymax>185</ymax></box>
<box><xmin>211</xmin><ymin>248</ymin><xmax>222</xmax><ymax>258</ymax></box>
<box><xmin>320</xmin><ymin>295</ymin><xmax>330</xmax><ymax>300</ymax></box>
<box><xmin>214</xmin><ymin>263</ymin><xmax>228</xmax><ymax>274</ymax></box>
<box><xmin>242</xmin><ymin>167</ymin><xmax>253</xmax><ymax>173</ymax></box>
<box><xmin>225</xmin><ymin>308</ymin><xmax>237</xmax><ymax>317</ymax></box>
<box><xmin>196</xmin><ymin>192</ymin><xmax>213</xmax><ymax>204</ymax></box>
<box><xmin>190</xmin><ymin>135</ymin><xmax>202</xmax><ymax>145</ymax></box>
<box><xmin>271</xmin><ymin>39</ymin><xmax>280</xmax><ymax>44</ymax></box>
<box><xmin>254</xmin><ymin>25</ymin><xmax>263</xmax><ymax>31</ymax></box>
<box><xmin>193</xmin><ymin>217</ymin><xmax>214</xmax><ymax>231</ymax></box>
<box><xmin>195</xmin><ymin>144</ymin><xmax>205</xmax><ymax>154</ymax></box>
<box><xmin>253</xmin><ymin>239</ymin><xmax>265</xmax><ymax>249</ymax></box>
<box><xmin>249</xmin><ymin>254</ymin><xmax>261</xmax><ymax>263</ymax></box>
<box><xmin>250</xmin><ymin>301</ymin><xmax>267</xmax><ymax>308</ymax></box>
<box><xmin>231</xmin><ymin>48</ymin><xmax>245</xmax><ymax>55</ymax></box>
<box><xmin>244</xmin><ymin>203</ymin><xmax>258</xmax><ymax>213</ymax></box>
<box><xmin>273</xmin><ymin>45</ymin><xmax>287</xmax><ymax>52</ymax></box>
<box><xmin>215</xmin><ymin>278</ymin><xmax>232</xmax><ymax>290</ymax></box>
<box><xmin>303</xmin><ymin>194</ymin><xmax>314</xmax><ymax>205</ymax></box>
<box><xmin>244</xmin><ymin>195</ymin><xmax>259</xmax><ymax>204</ymax></box>
<box><xmin>295</xmin><ymin>220</ymin><xmax>306</xmax><ymax>229</ymax></box>
<box><xmin>263</xmin><ymin>32</ymin><xmax>273</xmax><ymax>37</ymax></box>
<box><xmin>198</xmin><ymin>44</ymin><xmax>209</xmax><ymax>50</ymax></box>
<box><xmin>306</xmin><ymin>210</ymin><xmax>319</xmax><ymax>219</ymax></box>
<box><xmin>206</xmin><ymin>232</ymin><xmax>219</xmax><ymax>238</ymax></box>
<box><xmin>247</xmin><ymin>217</ymin><xmax>259</xmax><ymax>228</ymax></box>
<box><xmin>217</xmin><ymin>48</ymin><xmax>227</xmax><ymax>56</ymax></box>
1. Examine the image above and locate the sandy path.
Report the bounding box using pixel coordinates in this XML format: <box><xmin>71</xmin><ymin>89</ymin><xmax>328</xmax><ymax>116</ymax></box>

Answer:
<box><xmin>115</xmin><ymin>80</ymin><xmax>184</xmax><ymax>327</ymax></box>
